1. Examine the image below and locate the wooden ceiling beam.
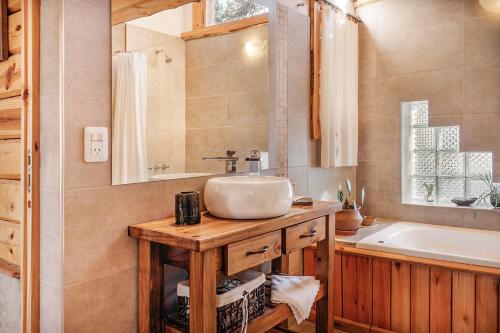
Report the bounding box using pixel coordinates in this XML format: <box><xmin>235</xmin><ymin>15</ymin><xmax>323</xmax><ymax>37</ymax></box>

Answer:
<box><xmin>112</xmin><ymin>0</ymin><xmax>200</xmax><ymax>25</ymax></box>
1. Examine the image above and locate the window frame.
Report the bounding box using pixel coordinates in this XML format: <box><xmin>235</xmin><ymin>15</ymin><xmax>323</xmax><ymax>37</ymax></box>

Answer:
<box><xmin>181</xmin><ymin>0</ymin><xmax>269</xmax><ymax>40</ymax></box>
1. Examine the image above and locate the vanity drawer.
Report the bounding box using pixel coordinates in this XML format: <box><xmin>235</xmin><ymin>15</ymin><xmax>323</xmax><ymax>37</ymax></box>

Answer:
<box><xmin>224</xmin><ymin>230</ymin><xmax>282</xmax><ymax>275</ymax></box>
<box><xmin>283</xmin><ymin>217</ymin><xmax>326</xmax><ymax>254</ymax></box>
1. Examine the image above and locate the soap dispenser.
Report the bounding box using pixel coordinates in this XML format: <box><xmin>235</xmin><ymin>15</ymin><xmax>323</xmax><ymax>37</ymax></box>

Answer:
<box><xmin>246</xmin><ymin>150</ymin><xmax>261</xmax><ymax>175</ymax></box>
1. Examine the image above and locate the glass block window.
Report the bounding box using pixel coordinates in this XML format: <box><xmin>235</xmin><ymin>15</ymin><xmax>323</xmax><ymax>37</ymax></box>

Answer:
<box><xmin>402</xmin><ymin>100</ymin><xmax>494</xmax><ymax>204</ymax></box>
<box><xmin>206</xmin><ymin>0</ymin><xmax>268</xmax><ymax>26</ymax></box>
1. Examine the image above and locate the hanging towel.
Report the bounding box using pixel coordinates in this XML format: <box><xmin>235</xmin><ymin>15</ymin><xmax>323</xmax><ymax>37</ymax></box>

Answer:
<box><xmin>112</xmin><ymin>52</ymin><xmax>149</xmax><ymax>185</ymax></box>
<box><xmin>270</xmin><ymin>275</ymin><xmax>320</xmax><ymax>324</ymax></box>
<box><xmin>319</xmin><ymin>3</ymin><xmax>359</xmax><ymax>168</ymax></box>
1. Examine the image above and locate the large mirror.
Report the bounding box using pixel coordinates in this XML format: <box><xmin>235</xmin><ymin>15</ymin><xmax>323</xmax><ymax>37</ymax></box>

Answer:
<box><xmin>111</xmin><ymin>0</ymin><xmax>271</xmax><ymax>185</ymax></box>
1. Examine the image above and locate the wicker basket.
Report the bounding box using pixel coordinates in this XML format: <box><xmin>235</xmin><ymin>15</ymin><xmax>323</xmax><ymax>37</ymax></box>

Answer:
<box><xmin>172</xmin><ymin>270</ymin><xmax>266</xmax><ymax>333</ymax></box>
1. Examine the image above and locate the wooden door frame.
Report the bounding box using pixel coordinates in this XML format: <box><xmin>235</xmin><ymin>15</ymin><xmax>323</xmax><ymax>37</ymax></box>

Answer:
<box><xmin>21</xmin><ymin>0</ymin><xmax>40</xmax><ymax>332</ymax></box>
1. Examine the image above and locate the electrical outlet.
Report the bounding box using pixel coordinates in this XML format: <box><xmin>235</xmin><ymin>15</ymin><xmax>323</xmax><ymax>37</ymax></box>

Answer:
<box><xmin>84</xmin><ymin>127</ymin><xmax>108</xmax><ymax>162</ymax></box>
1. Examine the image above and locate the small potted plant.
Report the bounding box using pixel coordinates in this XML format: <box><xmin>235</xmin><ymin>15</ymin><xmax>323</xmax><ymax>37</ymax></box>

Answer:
<box><xmin>336</xmin><ymin>179</ymin><xmax>365</xmax><ymax>234</ymax></box>
<box><xmin>477</xmin><ymin>172</ymin><xmax>500</xmax><ymax>208</ymax></box>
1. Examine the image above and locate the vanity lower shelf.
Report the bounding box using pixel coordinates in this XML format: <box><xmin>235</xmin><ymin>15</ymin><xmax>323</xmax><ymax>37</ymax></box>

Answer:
<box><xmin>164</xmin><ymin>283</ymin><xmax>325</xmax><ymax>333</ymax></box>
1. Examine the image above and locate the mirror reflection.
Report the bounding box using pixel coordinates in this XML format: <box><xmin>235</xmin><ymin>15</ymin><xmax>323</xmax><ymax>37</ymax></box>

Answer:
<box><xmin>111</xmin><ymin>0</ymin><xmax>270</xmax><ymax>185</ymax></box>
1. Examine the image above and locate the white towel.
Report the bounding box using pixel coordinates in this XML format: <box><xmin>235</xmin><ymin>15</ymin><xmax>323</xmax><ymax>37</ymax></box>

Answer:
<box><xmin>270</xmin><ymin>275</ymin><xmax>320</xmax><ymax>324</ymax></box>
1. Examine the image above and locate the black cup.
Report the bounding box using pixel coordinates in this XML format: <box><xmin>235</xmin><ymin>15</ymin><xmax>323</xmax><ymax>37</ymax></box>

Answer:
<box><xmin>175</xmin><ymin>191</ymin><xmax>201</xmax><ymax>225</ymax></box>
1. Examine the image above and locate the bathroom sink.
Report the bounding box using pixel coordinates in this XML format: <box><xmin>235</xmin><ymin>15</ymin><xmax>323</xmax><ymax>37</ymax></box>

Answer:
<box><xmin>204</xmin><ymin>176</ymin><xmax>293</xmax><ymax>219</ymax></box>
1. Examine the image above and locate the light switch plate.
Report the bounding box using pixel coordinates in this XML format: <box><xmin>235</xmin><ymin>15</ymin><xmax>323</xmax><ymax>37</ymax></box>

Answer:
<box><xmin>84</xmin><ymin>127</ymin><xmax>108</xmax><ymax>163</ymax></box>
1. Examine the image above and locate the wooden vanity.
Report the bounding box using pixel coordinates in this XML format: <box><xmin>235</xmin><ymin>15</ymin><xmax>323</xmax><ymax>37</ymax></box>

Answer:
<box><xmin>129</xmin><ymin>201</ymin><xmax>341</xmax><ymax>333</ymax></box>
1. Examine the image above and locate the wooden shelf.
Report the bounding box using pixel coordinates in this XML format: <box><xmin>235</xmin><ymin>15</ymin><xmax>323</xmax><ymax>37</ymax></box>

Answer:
<box><xmin>0</xmin><ymin>257</ymin><xmax>20</xmax><ymax>278</ymax></box>
<box><xmin>164</xmin><ymin>283</ymin><xmax>325</xmax><ymax>333</ymax></box>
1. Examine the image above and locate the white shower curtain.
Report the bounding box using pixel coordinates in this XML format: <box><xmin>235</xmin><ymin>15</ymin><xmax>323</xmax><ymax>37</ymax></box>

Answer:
<box><xmin>112</xmin><ymin>52</ymin><xmax>148</xmax><ymax>185</ymax></box>
<box><xmin>319</xmin><ymin>4</ymin><xmax>358</xmax><ymax>168</ymax></box>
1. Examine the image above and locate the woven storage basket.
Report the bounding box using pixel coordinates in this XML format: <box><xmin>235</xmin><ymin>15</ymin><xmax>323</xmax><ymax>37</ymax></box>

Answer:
<box><xmin>173</xmin><ymin>270</ymin><xmax>266</xmax><ymax>333</ymax></box>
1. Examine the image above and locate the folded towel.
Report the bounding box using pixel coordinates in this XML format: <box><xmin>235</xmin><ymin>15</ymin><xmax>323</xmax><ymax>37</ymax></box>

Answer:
<box><xmin>270</xmin><ymin>275</ymin><xmax>320</xmax><ymax>324</ymax></box>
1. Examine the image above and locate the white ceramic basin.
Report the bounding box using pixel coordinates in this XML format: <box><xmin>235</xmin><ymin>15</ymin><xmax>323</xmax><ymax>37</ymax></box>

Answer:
<box><xmin>204</xmin><ymin>176</ymin><xmax>293</xmax><ymax>219</ymax></box>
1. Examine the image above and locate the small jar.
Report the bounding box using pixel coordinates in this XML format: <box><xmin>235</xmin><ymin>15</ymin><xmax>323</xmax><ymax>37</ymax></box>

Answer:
<box><xmin>175</xmin><ymin>191</ymin><xmax>201</xmax><ymax>225</ymax></box>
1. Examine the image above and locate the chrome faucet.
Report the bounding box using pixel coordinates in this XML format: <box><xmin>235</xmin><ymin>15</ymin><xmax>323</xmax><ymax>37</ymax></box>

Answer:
<box><xmin>245</xmin><ymin>150</ymin><xmax>261</xmax><ymax>175</ymax></box>
<box><xmin>203</xmin><ymin>150</ymin><xmax>239</xmax><ymax>173</ymax></box>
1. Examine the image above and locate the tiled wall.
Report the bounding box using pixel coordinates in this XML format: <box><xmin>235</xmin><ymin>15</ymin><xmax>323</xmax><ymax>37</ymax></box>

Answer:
<box><xmin>185</xmin><ymin>24</ymin><xmax>269</xmax><ymax>174</ymax></box>
<box><xmin>357</xmin><ymin>0</ymin><xmax>500</xmax><ymax>230</ymax></box>
<box><xmin>39</xmin><ymin>1</ymin><xmax>353</xmax><ymax>331</ymax></box>
<box><xmin>0</xmin><ymin>274</ymin><xmax>20</xmax><ymax>332</ymax></box>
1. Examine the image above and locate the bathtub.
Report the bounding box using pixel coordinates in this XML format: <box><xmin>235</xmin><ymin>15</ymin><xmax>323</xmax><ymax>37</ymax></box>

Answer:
<box><xmin>357</xmin><ymin>222</ymin><xmax>500</xmax><ymax>268</ymax></box>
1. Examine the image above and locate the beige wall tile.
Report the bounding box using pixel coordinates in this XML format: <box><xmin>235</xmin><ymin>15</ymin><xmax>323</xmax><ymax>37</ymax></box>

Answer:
<box><xmin>287</xmin><ymin>11</ymin><xmax>309</xmax><ymax>64</ymax></box>
<box><xmin>428</xmin><ymin>115</ymin><xmax>463</xmax><ymax>128</ymax></box>
<box><xmin>359</xmin><ymin>79</ymin><xmax>377</xmax><ymax>120</ymax></box>
<box><xmin>359</xmin><ymin>30</ymin><xmax>377</xmax><ymax>82</ymax></box>
<box><xmin>0</xmin><ymin>273</ymin><xmax>21</xmax><ymax>332</ymax></box>
<box><xmin>461</xmin><ymin>113</ymin><xmax>500</xmax><ymax>152</ymax></box>
<box><xmin>288</xmin><ymin>115</ymin><xmax>308</xmax><ymax>167</ymax></box>
<box><xmin>377</xmin><ymin>0</ymin><xmax>463</xmax><ymax>32</ymax></box>
<box><xmin>227</xmin><ymin>91</ymin><xmax>268</xmax><ymax>127</ymax></box>
<box><xmin>185</xmin><ymin>157</ymin><xmax>226</xmax><ymax>174</ymax></box>
<box><xmin>63</xmin><ymin>0</ymin><xmax>111</xmax><ymax>100</ymax></box>
<box><xmin>377</xmin><ymin>68</ymin><xmax>463</xmax><ymax>118</ymax></box>
<box><xmin>464</xmin><ymin>0</ymin><xmax>500</xmax><ymax>19</ymax></box>
<box><xmin>186</xmin><ymin>96</ymin><xmax>227</xmax><ymax>129</ymax></box>
<box><xmin>186</xmin><ymin>34</ymin><xmax>227</xmax><ymax>68</ymax></box>
<box><xmin>40</xmin><ymin>189</ymin><xmax>62</xmax><ymax>286</ymax></box>
<box><xmin>186</xmin><ymin>63</ymin><xmax>227</xmax><ymax>98</ymax></box>
<box><xmin>464</xmin><ymin>65</ymin><xmax>500</xmax><ymax>114</ymax></box>
<box><xmin>63</xmin><ymin>182</ymin><xmax>163</xmax><ymax>285</ymax></box>
<box><xmin>376</xmin><ymin>21</ymin><xmax>463</xmax><ymax>76</ymax></box>
<box><xmin>461</xmin><ymin>208</ymin><xmax>500</xmax><ymax>231</ymax></box>
<box><xmin>40</xmin><ymin>95</ymin><xmax>61</xmax><ymax>191</ymax></box>
<box><xmin>64</xmin><ymin>268</ymin><xmax>137</xmax><ymax>333</ymax></box>
<box><xmin>288</xmin><ymin>166</ymin><xmax>308</xmax><ymax>196</ymax></box>
<box><xmin>185</xmin><ymin>127</ymin><xmax>227</xmax><ymax>160</ymax></box>
<box><xmin>356</xmin><ymin>161</ymin><xmax>377</xmax><ymax>215</ymax></box>
<box><xmin>227</xmin><ymin>125</ymin><xmax>268</xmax><ymax>170</ymax></box>
<box><xmin>359</xmin><ymin>118</ymin><xmax>400</xmax><ymax>162</ymax></box>
<box><xmin>287</xmin><ymin>61</ymin><xmax>309</xmax><ymax>116</ymax></box>
<box><xmin>40</xmin><ymin>0</ymin><xmax>61</xmax><ymax>97</ymax></box>
<box><xmin>464</xmin><ymin>15</ymin><xmax>500</xmax><ymax>67</ymax></box>
<box><xmin>126</xmin><ymin>24</ymin><xmax>177</xmax><ymax>51</ymax></box>
<box><xmin>226</xmin><ymin>24</ymin><xmax>268</xmax><ymax>62</ymax></box>
<box><xmin>376</xmin><ymin>161</ymin><xmax>401</xmax><ymax>204</ymax></box>
<box><xmin>40</xmin><ymin>281</ymin><xmax>62</xmax><ymax>333</ymax></box>
<box><xmin>226</xmin><ymin>57</ymin><xmax>269</xmax><ymax>95</ymax></box>
<box><xmin>308</xmin><ymin>167</ymin><xmax>356</xmax><ymax>202</ymax></box>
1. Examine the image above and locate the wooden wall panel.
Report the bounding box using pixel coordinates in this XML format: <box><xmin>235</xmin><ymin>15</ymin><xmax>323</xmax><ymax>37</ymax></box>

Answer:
<box><xmin>391</xmin><ymin>262</ymin><xmax>410</xmax><ymax>333</ymax></box>
<box><xmin>7</xmin><ymin>0</ymin><xmax>20</xmax><ymax>14</ymax></box>
<box><xmin>342</xmin><ymin>254</ymin><xmax>358</xmax><ymax>321</ymax></box>
<box><xmin>334</xmin><ymin>252</ymin><xmax>342</xmax><ymax>317</ymax></box>
<box><xmin>0</xmin><ymin>53</ymin><xmax>21</xmax><ymax>99</ymax></box>
<box><xmin>452</xmin><ymin>271</ymin><xmax>475</xmax><ymax>333</ymax></box>
<box><xmin>0</xmin><ymin>219</ymin><xmax>20</xmax><ymax>264</ymax></box>
<box><xmin>356</xmin><ymin>256</ymin><xmax>372</xmax><ymax>324</ymax></box>
<box><xmin>476</xmin><ymin>275</ymin><xmax>499</xmax><ymax>333</ymax></box>
<box><xmin>411</xmin><ymin>265</ymin><xmax>430</xmax><ymax>333</ymax></box>
<box><xmin>0</xmin><ymin>179</ymin><xmax>20</xmax><ymax>222</ymax></box>
<box><xmin>8</xmin><ymin>10</ymin><xmax>21</xmax><ymax>55</ymax></box>
<box><xmin>430</xmin><ymin>267</ymin><xmax>452</xmax><ymax>333</ymax></box>
<box><xmin>0</xmin><ymin>96</ymin><xmax>21</xmax><ymax>139</ymax></box>
<box><xmin>0</xmin><ymin>138</ymin><xmax>20</xmax><ymax>179</ymax></box>
<box><xmin>372</xmin><ymin>258</ymin><xmax>391</xmax><ymax>330</ymax></box>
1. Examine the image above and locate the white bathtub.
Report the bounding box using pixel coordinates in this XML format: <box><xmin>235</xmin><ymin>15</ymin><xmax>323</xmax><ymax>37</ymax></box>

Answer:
<box><xmin>357</xmin><ymin>222</ymin><xmax>500</xmax><ymax>268</ymax></box>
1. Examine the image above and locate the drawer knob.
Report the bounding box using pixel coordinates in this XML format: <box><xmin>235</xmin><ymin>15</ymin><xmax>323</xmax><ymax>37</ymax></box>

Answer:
<box><xmin>299</xmin><ymin>230</ymin><xmax>317</xmax><ymax>238</ymax></box>
<box><xmin>246</xmin><ymin>245</ymin><xmax>269</xmax><ymax>256</ymax></box>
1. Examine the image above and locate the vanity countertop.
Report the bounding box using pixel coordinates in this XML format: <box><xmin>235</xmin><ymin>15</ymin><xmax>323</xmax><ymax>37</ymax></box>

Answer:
<box><xmin>129</xmin><ymin>201</ymin><xmax>341</xmax><ymax>251</ymax></box>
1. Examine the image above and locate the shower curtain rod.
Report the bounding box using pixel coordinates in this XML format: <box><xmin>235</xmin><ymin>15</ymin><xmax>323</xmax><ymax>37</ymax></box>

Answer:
<box><xmin>315</xmin><ymin>0</ymin><xmax>362</xmax><ymax>23</ymax></box>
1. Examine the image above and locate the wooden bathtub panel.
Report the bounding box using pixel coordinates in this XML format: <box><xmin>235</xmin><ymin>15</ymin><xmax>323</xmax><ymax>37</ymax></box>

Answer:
<box><xmin>356</xmin><ymin>256</ymin><xmax>372</xmax><ymax>324</ymax></box>
<box><xmin>372</xmin><ymin>258</ymin><xmax>391</xmax><ymax>330</ymax></box>
<box><xmin>452</xmin><ymin>271</ymin><xmax>475</xmax><ymax>333</ymax></box>
<box><xmin>430</xmin><ymin>267</ymin><xmax>452</xmax><ymax>333</ymax></box>
<box><xmin>342</xmin><ymin>254</ymin><xmax>357</xmax><ymax>321</ymax></box>
<box><xmin>391</xmin><ymin>261</ymin><xmax>410</xmax><ymax>333</ymax></box>
<box><xmin>334</xmin><ymin>252</ymin><xmax>342</xmax><ymax>317</ymax></box>
<box><xmin>411</xmin><ymin>264</ymin><xmax>430</xmax><ymax>333</ymax></box>
<box><xmin>476</xmin><ymin>274</ymin><xmax>499</xmax><ymax>333</ymax></box>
